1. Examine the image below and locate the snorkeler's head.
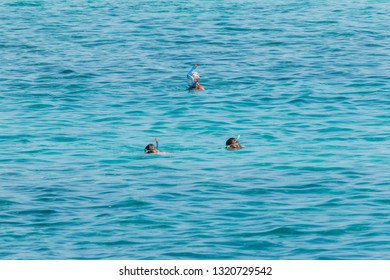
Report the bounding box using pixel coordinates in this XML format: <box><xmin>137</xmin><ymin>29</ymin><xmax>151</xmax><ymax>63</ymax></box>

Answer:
<box><xmin>226</xmin><ymin>138</ymin><xmax>243</xmax><ymax>150</ymax></box>
<box><xmin>144</xmin><ymin>144</ymin><xmax>158</xmax><ymax>154</ymax></box>
<box><xmin>192</xmin><ymin>71</ymin><xmax>200</xmax><ymax>80</ymax></box>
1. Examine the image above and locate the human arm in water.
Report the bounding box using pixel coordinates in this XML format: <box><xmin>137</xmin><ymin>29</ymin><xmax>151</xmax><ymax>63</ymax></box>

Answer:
<box><xmin>187</xmin><ymin>64</ymin><xmax>198</xmax><ymax>87</ymax></box>
<box><xmin>187</xmin><ymin>64</ymin><xmax>198</xmax><ymax>77</ymax></box>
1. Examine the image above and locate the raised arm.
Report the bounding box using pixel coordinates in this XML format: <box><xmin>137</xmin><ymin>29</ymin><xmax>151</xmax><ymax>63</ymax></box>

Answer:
<box><xmin>186</xmin><ymin>64</ymin><xmax>198</xmax><ymax>78</ymax></box>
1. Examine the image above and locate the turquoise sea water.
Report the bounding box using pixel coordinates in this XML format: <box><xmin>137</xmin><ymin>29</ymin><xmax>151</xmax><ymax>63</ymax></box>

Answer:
<box><xmin>1</xmin><ymin>0</ymin><xmax>389</xmax><ymax>259</ymax></box>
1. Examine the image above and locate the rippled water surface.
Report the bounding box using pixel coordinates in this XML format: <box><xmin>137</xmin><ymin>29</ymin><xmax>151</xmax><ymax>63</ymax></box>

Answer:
<box><xmin>1</xmin><ymin>0</ymin><xmax>390</xmax><ymax>259</ymax></box>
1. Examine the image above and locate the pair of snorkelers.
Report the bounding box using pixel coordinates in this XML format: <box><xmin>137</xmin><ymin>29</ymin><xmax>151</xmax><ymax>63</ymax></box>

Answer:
<box><xmin>187</xmin><ymin>64</ymin><xmax>204</xmax><ymax>90</ymax></box>
<box><xmin>144</xmin><ymin>136</ymin><xmax>243</xmax><ymax>154</ymax></box>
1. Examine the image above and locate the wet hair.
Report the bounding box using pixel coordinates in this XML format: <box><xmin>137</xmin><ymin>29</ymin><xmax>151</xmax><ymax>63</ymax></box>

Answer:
<box><xmin>226</xmin><ymin>138</ymin><xmax>243</xmax><ymax>150</ymax></box>
<box><xmin>144</xmin><ymin>143</ymin><xmax>158</xmax><ymax>154</ymax></box>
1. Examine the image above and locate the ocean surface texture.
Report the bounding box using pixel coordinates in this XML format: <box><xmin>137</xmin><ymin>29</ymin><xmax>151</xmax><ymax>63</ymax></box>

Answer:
<box><xmin>1</xmin><ymin>0</ymin><xmax>389</xmax><ymax>260</ymax></box>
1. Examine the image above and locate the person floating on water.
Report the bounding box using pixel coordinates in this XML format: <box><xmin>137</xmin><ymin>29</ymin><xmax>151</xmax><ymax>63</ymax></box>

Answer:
<box><xmin>144</xmin><ymin>143</ymin><xmax>158</xmax><ymax>154</ymax></box>
<box><xmin>144</xmin><ymin>138</ymin><xmax>168</xmax><ymax>154</ymax></box>
<box><xmin>226</xmin><ymin>135</ymin><xmax>243</xmax><ymax>150</ymax></box>
<box><xmin>187</xmin><ymin>64</ymin><xmax>204</xmax><ymax>90</ymax></box>
<box><xmin>145</xmin><ymin>138</ymin><xmax>159</xmax><ymax>154</ymax></box>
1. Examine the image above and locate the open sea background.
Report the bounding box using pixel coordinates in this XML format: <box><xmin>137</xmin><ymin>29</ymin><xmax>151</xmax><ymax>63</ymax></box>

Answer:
<box><xmin>1</xmin><ymin>0</ymin><xmax>389</xmax><ymax>259</ymax></box>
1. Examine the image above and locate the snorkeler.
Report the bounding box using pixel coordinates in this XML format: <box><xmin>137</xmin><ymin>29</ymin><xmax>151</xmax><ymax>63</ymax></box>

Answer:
<box><xmin>144</xmin><ymin>138</ymin><xmax>159</xmax><ymax>154</ymax></box>
<box><xmin>144</xmin><ymin>138</ymin><xmax>168</xmax><ymax>154</ymax></box>
<box><xmin>226</xmin><ymin>136</ymin><xmax>243</xmax><ymax>150</ymax></box>
<box><xmin>144</xmin><ymin>143</ymin><xmax>159</xmax><ymax>154</ymax></box>
<box><xmin>187</xmin><ymin>64</ymin><xmax>204</xmax><ymax>90</ymax></box>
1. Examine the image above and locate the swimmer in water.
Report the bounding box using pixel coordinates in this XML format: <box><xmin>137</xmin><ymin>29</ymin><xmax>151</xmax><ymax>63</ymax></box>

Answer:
<box><xmin>226</xmin><ymin>136</ymin><xmax>243</xmax><ymax>150</ymax></box>
<box><xmin>144</xmin><ymin>138</ymin><xmax>168</xmax><ymax>154</ymax></box>
<box><xmin>144</xmin><ymin>143</ymin><xmax>158</xmax><ymax>154</ymax></box>
<box><xmin>187</xmin><ymin>64</ymin><xmax>204</xmax><ymax>90</ymax></box>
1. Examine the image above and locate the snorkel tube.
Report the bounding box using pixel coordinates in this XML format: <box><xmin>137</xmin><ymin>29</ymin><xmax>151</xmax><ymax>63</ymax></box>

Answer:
<box><xmin>155</xmin><ymin>138</ymin><xmax>159</xmax><ymax>150</ymax></box>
